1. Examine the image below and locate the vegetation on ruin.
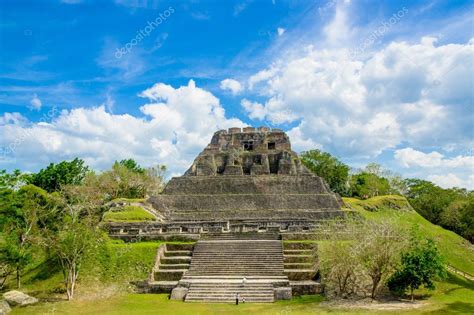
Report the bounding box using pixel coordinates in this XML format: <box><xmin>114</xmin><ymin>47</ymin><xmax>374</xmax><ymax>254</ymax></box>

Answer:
<box><xmin>102</xmin><ymin>206</ymin><xmax>156</xmax><ymax>222</ymax></box>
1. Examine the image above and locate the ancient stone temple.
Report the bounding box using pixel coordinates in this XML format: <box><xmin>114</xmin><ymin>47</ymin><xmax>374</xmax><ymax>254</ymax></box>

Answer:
<box><xmin>150</xmin><ymin>126</ymin><xmax>343</xmax><ymax>232</ymax></box>
<box><xmin>109</xmin><ymin>127</ymin><xmax>348</xmax><ymax>302</ymax></box>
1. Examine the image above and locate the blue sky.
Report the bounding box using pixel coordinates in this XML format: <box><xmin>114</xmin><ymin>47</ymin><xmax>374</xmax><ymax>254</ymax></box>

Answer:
<box><xmin>0</xmin><ymin>0</ymin><xmax>473</xmax><ymax>188</ymax></box>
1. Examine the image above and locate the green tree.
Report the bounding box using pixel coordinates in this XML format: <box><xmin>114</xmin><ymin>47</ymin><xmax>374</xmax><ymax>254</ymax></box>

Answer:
<box><xmin>405</xmin><ymin>179</ymin><xmax>457</xmax><ymax>224</ymax></box>
<box><xmin>350</xmin><ymin>172</ymin><xmax>390</xmax><ymax>198</ymax></box>
<box><xmin>0</xmin><ymin>185</ymin><xmax>56</xmax><ymax>288</ymax></box>
<box><xmin>96</xmin><ymin>163</ymin><xmax>165</xmax><ymax>200</ymax></box>
<box><xmin>31</xmin><ymin>158</ymin><xmax>89</xmax><ymax>192</ymax></box>
<box><xmin>300</xmin><ymin>150</ymin><xmax>350</xmax><ymax>196</ymax></box>
<box><xmin>118</xmin><ymin>159</ymin><xmax>146</xmax><ymax>174</ymax></box>
<box><xmin>47</xmin><ymin>218</ymin><xmax>101</xmax><ymax>300</ymax></box>
<box><xmin>388</xmin><ymin>229</ymin><xmax>445</xmax><ymax>301</ymax></box>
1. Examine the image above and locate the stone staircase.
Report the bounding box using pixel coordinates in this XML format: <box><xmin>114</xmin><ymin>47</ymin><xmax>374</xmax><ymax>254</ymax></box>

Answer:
<box><xmin>185</xmin><ymin>282</ymin><xmax>275</xmax><ymax>303</ymax></box>
<box><xmin>176</xmin><ymin>239</ymin><xmax>290</xmax><ymax>303</ymax></box>
<box><xmin>186</xmin><ymin>240</ymin><xmax>284</xmax><ymax>277</ymax></box>
<box><xmin>141</xmin><ymin>243</ymin><xmax>194</xmax><ymax>293</ymax></box>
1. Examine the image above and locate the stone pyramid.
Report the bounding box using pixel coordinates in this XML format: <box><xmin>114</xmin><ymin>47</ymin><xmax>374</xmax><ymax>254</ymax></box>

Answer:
<box><xmin>148</xmin><ymin>127</ymin><xmax>345</xmax><ymax>234</ymax></box>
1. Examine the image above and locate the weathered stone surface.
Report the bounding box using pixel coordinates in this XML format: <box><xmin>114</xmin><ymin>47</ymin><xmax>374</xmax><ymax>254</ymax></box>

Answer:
<box><xmin>170</xmin><ymin>287</ymin><xmax>188</xmax><ymax>301</ymax></box>
<box><xmin>0</xmin><ymin>299</ymin><xmax>11</xmax><ymax>314</ymax></box>
<box><xmin>184</xmin><ymin>128</ymin><xmax>307</xmax><ymax>176</ymax></box>
<box><xmin>290</xmin><ymin>281</ymin><xmax>324</xmax><ymax>295</ymax></box>
<box><xmin>3</xmin><ymin>291</ymin><xmax>38</xmax><ymax>307</ymax></box>
<box><xmin>274</xmin><ymin>287</ymin><xmax>292</xmax><ymax>300</ymax></box>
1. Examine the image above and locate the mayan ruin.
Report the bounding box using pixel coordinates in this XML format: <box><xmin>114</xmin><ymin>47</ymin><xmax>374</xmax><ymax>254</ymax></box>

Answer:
<box><xmin>104</xmin><ymin>127</ymin><xmax>348</xmax><ymax>302</ymax></box>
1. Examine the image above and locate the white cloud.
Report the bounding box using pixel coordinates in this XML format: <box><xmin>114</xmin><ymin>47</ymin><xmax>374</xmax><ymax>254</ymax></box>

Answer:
<box><xmin>0</xmin><ymin>113</ymin><xmax>27</xmax><ymax>126</ymax></box>
<box><xmin>241</xmin><ymin>99</ymin><xmax>266</xmax><ymax>120</ymax></box>
<box><xmin>248</xmin><ymin>67</ymin><xmax>277</xmax><ymax>90</ymax></box>
<box><xmin>219</xmin><ymin>78</ymin><xmax>243</xmax><ymax>95</ymax></box>
<box><xmin>277</xmin><ymin>27</ymin><xmax>285</xmax><ymax>36</ymax></box>
<box><xmin>395</xmin><ymin>147</ymin><xmax>474</xmax><ymax>189</ymax></box>
<box><xmin>428</xmin><ymin>173</ymin><xmax>473</xmax><ymax>189</ymax></box>
<box><xmin>0</xmin><ymin>80</ymin><xmax>245</xmax><ymax>175</ymax></box>
<box><xmin>394</xmin><ymin>148</ymin><xmax>474</xmax><ymax>169</ymax></box>
<box><xmin>323</xmin><ymin>0</ymin><xmax>352</xmax><ymax>46</ymax></box>
<box><xmin>241</xmin><ymin>37</ymin><xmax>473</xmax><ymax>158</ymax></box>
<box><xmin>29</xmin><ymin>94</ymin><xmax>42</xmax><ymax>110</ymax></box>
<box><xmin>103</xmin><ymin>93</ymin><xmax>115</xmax><ymax>112</ymax></box>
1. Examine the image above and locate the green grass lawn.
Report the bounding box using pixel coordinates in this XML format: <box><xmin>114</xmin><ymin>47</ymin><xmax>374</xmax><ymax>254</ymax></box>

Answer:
<box><xmin>344</xmin><ymin>195</ymin><xmax>474</xmax><ymax>275</ymax></box>
<box><xmin>11</xmin><ymin>273</ymin><xmax>474</xmax><ymax>315</ymax></box>
<box><xmin>102</xmin><ymin>205</ymin><xmax>156</xmax><ymax>222</ymax></box>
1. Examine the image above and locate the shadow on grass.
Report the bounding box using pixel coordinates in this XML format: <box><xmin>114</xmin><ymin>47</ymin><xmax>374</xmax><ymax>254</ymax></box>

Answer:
<box><xmin>427</xmin><ymin>302</ymin><xmax>474</xmax><ymax>315</ymax></box>
<box><xmin>28</xmin><ymin>258</ymin><xmax>61</xmax><ymax>282</ymax></box>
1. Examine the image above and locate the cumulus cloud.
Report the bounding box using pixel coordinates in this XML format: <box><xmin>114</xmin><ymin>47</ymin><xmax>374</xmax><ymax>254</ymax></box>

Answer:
<box><xmin>394</xmin><ymin>147</ymin><xmax>474</xmax><ymax>189</ymax></box>
<box><xmin>0</xmin><ymin>80</ymin><xmax>245</xmax><ymax>175</ymax></box>
<box><xmin>0</xmin><ymin>113</ymin><xmax>27</xmax><ymax>126</ymax></box>
<box><xmin>29</xmin><ymin>94</ymin><xmax>42</xmax><ymax>110</ymax></box>
<box><xmin>428</xmin><ymin>174</ymin><xmax>473</xmax><ymax>190</ymax></box>
<box><xmin>219</xmin><ymin>78</ymin><xmax>243</xmax><ymax>95</ymax></box>
<box><xmin>395</xmin><ymin>148</ymin><xmax>474</xmax><ymax>169</ymax></box>
<box><xmin>241</xmin><ymin>37</ymin><xmax>473</xmax><ymax>158</ymax></box>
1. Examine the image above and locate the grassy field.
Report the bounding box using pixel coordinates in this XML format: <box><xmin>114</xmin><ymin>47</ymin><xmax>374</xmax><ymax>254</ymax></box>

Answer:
<box><xmin>102</xmin><ymin>205</ymin><xmax>156</xmax><ymax>222</ymax></box>
<box><xmin>11</xmin><ymin>273</ymin><xmax>474</xmax><ymax>314</ymax></box>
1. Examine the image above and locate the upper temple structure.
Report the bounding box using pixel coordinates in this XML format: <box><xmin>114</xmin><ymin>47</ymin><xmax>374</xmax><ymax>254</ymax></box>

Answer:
<box><xmin>184</xmin><ymin>126</ymin><xmax>311</xmax><ymax>176</ymax></box>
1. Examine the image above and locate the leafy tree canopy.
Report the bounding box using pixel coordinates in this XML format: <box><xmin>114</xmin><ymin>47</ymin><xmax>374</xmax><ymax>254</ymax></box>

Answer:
<box><xmin>388</xmin><ymin>227</ymin><xmax>445</xmax><ymax>300</ymax></box>
<box><xmin>31</xmin><ymin>158</ymin><xmax>89</xmax><ymax>192</ymax></box>
<box><xmin>117</xmin><ymin>159</ymin><xmax>146</xmax><ymax>174</ymax></box>
<box><xmin>300</xmin><ymin>150</ymin><xmax>350</xmax><ymax>196</ymax></box>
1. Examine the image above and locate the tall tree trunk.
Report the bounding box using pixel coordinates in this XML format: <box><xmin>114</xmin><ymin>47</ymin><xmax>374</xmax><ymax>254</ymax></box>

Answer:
<box><xmin>411</xmin><ymin>287</ymin><xmax>414</xmax><ymax>302</ymax></box>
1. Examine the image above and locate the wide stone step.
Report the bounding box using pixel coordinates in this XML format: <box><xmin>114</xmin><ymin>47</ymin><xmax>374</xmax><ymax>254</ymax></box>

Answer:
<box><xmin>284</xmin><ymin>249</ymin><xmax>314</xmax><ymax>255</ymax></box>
<box><xmin>154</xmin><ymin>270</ymin><xmax>187</xmax><ymax>281</ymax></box>
<box><xmin>164</xmin><ymin>250</ymin><xmax>193</xmax><ymax>257</ymax></box>
<box><xmin>159</xmin><ymin>263</ymin><xmax>190</xmax><ymax>270</ymax></box>
<box><xmin>161</xmin><ymin>256</ymin><xmax>192</xmax><ymax>264</ymax></box>
<box><xmin>284</xmin><ymin>263</ymin><xmax>314</xmax><ymax>269</ymax></box>
<box><xmin>185</xmin><ymin>297</ymin><xmax>273</xmax><ymax>303</ymax></box>
<box><xmin>283</xmin><ymin>242</ymin><xmax>318</xmax><ymax>250</ymax></box>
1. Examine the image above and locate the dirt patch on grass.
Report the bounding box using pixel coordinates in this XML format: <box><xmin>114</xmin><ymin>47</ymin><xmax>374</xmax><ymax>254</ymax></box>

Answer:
<box><xmin>322</xmin><ymin>297</ymin><xmax>427</xmax><ymax>311</ymax></box>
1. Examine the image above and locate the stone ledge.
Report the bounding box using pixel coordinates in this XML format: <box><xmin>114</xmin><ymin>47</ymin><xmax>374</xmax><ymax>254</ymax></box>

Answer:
<box><xmin>290</xmin><ymin>281</ymin><xmax>324</xmax><ymax>296</ymax></box>
<box><xmin>274</xmin><ymin>287</ymin><xmax>292</xmax><ymax>300</ymax></box>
